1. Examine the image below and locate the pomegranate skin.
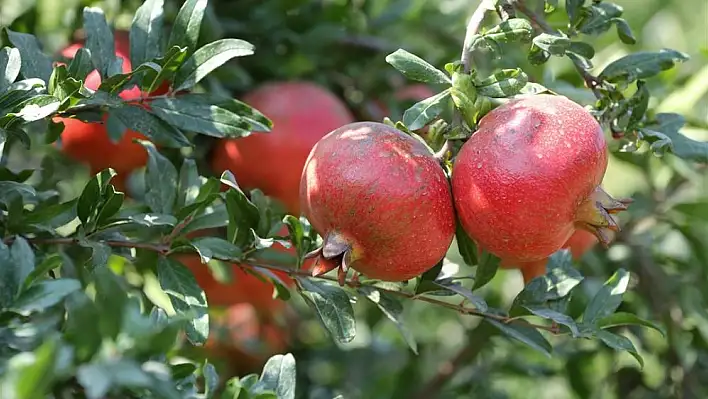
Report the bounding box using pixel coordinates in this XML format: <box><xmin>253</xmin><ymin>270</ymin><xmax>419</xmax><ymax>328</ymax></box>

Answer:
<box><xmin>211</xmin><ymin>81</ymin><xmax>354</xmax><ymax>215</ymax></box>
<box><xmin>452</xmin><ymin>94</ymin><xmax>609</xmax><ymax>264</ymax></box>
<box><xmin>300</xmin><ymin>121</ymin><xmax>456</xmax><ymax>282</ymax></box>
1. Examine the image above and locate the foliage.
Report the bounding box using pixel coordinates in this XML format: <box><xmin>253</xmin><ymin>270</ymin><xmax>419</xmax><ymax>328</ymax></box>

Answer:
<box><xmin>0</xmin><ymin>0</ymin><xmax>707</xmax><ymax>398</ymax></box>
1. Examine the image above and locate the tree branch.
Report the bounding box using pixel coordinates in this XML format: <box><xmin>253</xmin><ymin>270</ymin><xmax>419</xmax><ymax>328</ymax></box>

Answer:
<box><xmin>511</xmin><ymin>0</ymin><xmax>603</xmax><ymax>98</ymax></box>
<box><xmin>3</xmin><ymin>235</ymin><xmax>560</xmax><ymax>334</ymax></box>
<box><xmin>460</xmin><ymin>1</ymin><xmax>494</xmax><ymax>73</ymax></box>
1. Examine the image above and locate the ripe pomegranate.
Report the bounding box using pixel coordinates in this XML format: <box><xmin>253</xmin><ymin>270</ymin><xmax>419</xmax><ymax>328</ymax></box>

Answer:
<box><xmin>452</xmin><ymin>94</ymin><xmax>630</xmax><ymax>267</ymax></box>
<box><xmin>210</xmin><ymin>81</ymin><xmax>354</xmax><ymax>215</ymax></box>
<box><xmin>55</xmin><ymin>30</ymin><xmax>168</xmax><ymax>192</ymax></box>
<box><xmin>299</xmin><ymin>121</ymin><xmax>456</xmax><ymax>283</ymax></box>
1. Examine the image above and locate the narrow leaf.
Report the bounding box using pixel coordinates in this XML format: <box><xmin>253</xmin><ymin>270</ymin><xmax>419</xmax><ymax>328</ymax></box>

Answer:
<box><xmin>139</xmin><ymin>141</ymin><xmax>179</xmax><ymax>215</ymax></box>
<box><xmin>157</xmin><ymin>257</ymin><xmax>209</xmax><ymax>344</ymax></box>
<box><xmin>5</xmin><ymin>30</ymin><xmax>53</xmax><ymax>82</ymax></box>
<box><xmin>82</xmin><ymin>7</ymin><xmax>118</xmax><ymax>78</ymax></box>
<box><xmin>472</xmin><ymin>250</ymin><xmax>500</xmax><ymax>291</ymax></box>
<box><xmin>257</xmin><ymin>354</ymin><xmax>297</xmax><ymax>399</ymax></box>
<box><xmin>130</xmin><ymin>0</ymin><xmax>165</xmax><ymax>66</ymax></box>
<box><xmin>110</xmin><ymin>105</ymin><xmax>190</xmax><ymax>148</ymax></box>
<box><xmin>402</xmin><ymin>89</ymin><xmax>451</xmax><ymax>130</ymax></box>
<box><xmin>385</xmin><ymin>49</ymin><xmax>451</xmax><ymax>84</ymax></box>
<box><xmin>359</xmin><ymin>286</ymin><xmax>418</xmax><ymax>354</ymax></box>
<box><xmin>596</xmin><ymin>312</ymin><xmax>666</xmax><ymax>337</ymax></box>
<box><xmin>599</xmin><ymin>49</ymin><xmax>690</xmax><ymax>84</ymax></box>
<box><xmin>475</xmin><ymin>68</ymin><xmax>528</xmax><ymax>98</ymax></box>
<box><xmin>582</xmin><ymin>268</ymin><xmax>630</xmax><ymax>324</ymax></box>
<box><xmin>0</xmin><ymin>47</ymin><xmax>21</xmax><ymax>92</ymax></box>
<box><xmin>525</xmin><ymin>305</ymin><xmax>580</xmax><ymax>337</ymax></box>
<box><xmin>10</xmin><ymin>279</ymin><xmax>81</xmax><ymax>316</ymax></box>
<box><xmin>168</xmin><ymin>0</ymin><xmax>209</xmax><ymax>54</ymax></box>
<box><xmin>487</xmin><ymin>319</ymin><xmax>552</xmax><ymax>357</ymax></box>
<box><xmin>297</xmin><ymin>277</ymin><xmax>356</xmax><ymax>344</ymax></box>
<box><xmin>594</xmin><ymin>329</ymin><xmax>644</xmax><ymax>368</ymax></box>
<box><xmin>173</xmin><ymin>39</ymin><xmax>255</xmax><ymax>91</ymax></box>
<box><xmin>149</xmin><ymin>97</ymin><xmax>252</xmax><ymax>138</ymax></box>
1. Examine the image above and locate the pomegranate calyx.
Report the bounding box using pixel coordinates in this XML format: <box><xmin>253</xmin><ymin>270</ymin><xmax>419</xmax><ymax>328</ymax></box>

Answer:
<box><xmin>322</xmin><ymin>231</ymin><xmax>351</xmax><ymax>259</ymax></box>
<box><xmin>304</xmin><ymin>232</ymin><xmax>356</xmax><ymax>286</ymax></box>
<box><xmin>575</xmin><ymin>186</ymin><xmax>631</xmax><ymax>246</ymax></box>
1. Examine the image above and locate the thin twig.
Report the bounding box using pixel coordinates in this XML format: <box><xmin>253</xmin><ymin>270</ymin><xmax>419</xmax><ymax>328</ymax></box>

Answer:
<box><xmin>460</xmin><ymin>1</ymin><xmax>494</xmax><ymax>73</ymax></box>
<box><xmin>512</xmin><ymin>0</ymin><xmax>603</xmax><ymax>99</ymax></box>
<box><xmin>3</xmin><ymin>235</ymin><xmax>559</xmax><ymax>333</ymax></box>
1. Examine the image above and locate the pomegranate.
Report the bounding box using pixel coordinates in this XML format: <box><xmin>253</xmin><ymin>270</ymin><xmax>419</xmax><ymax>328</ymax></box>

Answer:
<box><xmin>55</xmin><ymin>30</ymin><xmax>168</xmax><ymax>192</ymax></box>
<box><xmin>452</xmin><ymin>94</ymin><xmax>630</xmax><ymax>267</ymax></box>
<box><xmin>299</xmin><ymin>121</ymin><xmax>456</xmax><ymax>283</ymax></box>
<box><xmin>210</xmin><ymin>81</ymin><xmax>355</xmax><ymax>215</ymax></box>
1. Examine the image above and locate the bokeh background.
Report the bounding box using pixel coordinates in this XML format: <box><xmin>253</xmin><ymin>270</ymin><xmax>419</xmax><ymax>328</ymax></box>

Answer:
<box><xmin>1</xmin><ymin>0</ymin><xmax>707</xmax><ymax>398</ymax></box>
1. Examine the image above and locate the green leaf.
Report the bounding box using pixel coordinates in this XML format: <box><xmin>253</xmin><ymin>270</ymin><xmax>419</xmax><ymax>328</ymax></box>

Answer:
<box><xmin>566</xmin><ymin>0</ymin><xmax>586</xmax><ymax>24</ymax></box>
<box><xmin>149</xmin><ymin>97</ymin><xmax>252</xmax><ymax>138</ymax></box>
<box><xmin>0</xmin><ymin>47</ymin><xmax>21</xmax><ymax>92</ymax></box>
<box><xmin>129</xmin><ymin>213</ymin><xmax>178</xmax><ymax>227</ymax></box>
<box><xmin>515</xmin><ymin>249</ymin><xmax>584</xmax><ymax>305</ymax></box>
<box><xmin>359</xmin><ymin>286</ymin><xmax>418</xmax><ymax>354</ymax></box>
<box><xmin>257</xmin><ymin>353</ymin><xmax>297</xmax><ymax>399</ymax></box>
<box><xmin>77</xmin><ymin>359</ymin><xmax>181</xmax><ymax>399</ymax></box>
<box><xmin>177</xmin><ymin>158</ymin><xmax>201</xmax><ymax>209</ymax></box>
<box><xmin>23</xmin><ymin>254</ymin><xmax>62</xmax><ymax>291</ymax></box>
<box><xmin>168</xmin><ymin>0</ymin><xmax>209</xmax><ymax>54</ymax></box>
<box><xmin>64</xmin><ymin>293</ymin><xmax>102</xmax><ymax>362</ymax></box>
<box><xmin>626</xmin><ymin>80</ymin><xmax>650</xmax><ymax>131</ymax></box>
<box><xmin>157</xmin><ymin>256</ymin><xmax>209</xmax><ymax>345</ymax></box>
<box><xmin>109</xmin><ymin>104</ymin><xmax>190</xmax><ymax>148</ymax></box>
<box><xmin>173</xmin><ymin>39</ymin><xmax>255</xmax><ymax>91</ymax></box>
<box><xmin>434</xmin><ymin>280</ymin><xmax>488</xmax><ymax>312</ymax></box>
<box><xmin>524</xmin><ymin>305</ymin><xmax>580</xmax><ymax>337</ymax></box>
<box><xmin>455</xmin><ymin>222</ymin><xmax>477</xmax><ymax>266</ymax></box>
<box><xmin>475</xmin><ymin>68</ymin><xmax>528</xmax><ymax>98</ymax></box>
<box><xmin>82</xmin><ymin>7</ymin><xmax>119</xmax><ymax>78</ymax></box>
<box><xmin>297</xmin><ymin>277</ymin><xmax>356</xmax><ymax>344</ymax></box>
<box><xmin>596</xmin><ymin>312</ymin><xmax>666</xmax><ymax>337</ymax></box>
<box><xmin>568</xmin><ymin>41</ymin><xmax>595</xmax><ymax>59</ymax></box>
<box><xmin>384</xmin><ymin>49</ymin><xmax>451</xmax><ymax>84</ymax></box>
<box><xmin>577</xmin><ymin>3</ymin><xmax>623</xmax><ymax>35</ymax></box>
<box><xmin>0</xmin><ymin>237</ymin><xmax>34</xmax><ymax>306</ymax></box>
<box><xmin>9</xmin><ymin>279</ymin><xmax>81</xmax><ymax>316</ymax></box>
<box><xmin>169</xmin><ymin>93</ymin><xmax>272</xmax><ymax>132</ymax></box>
<box><xmin>77</xmin><ymin>169</ymin><xmax>117</xmax><ymax>231</ymax></box>
<box><xmin>402</xmin><ymin>89</ymin><xmax>451</xmax><ymax>130</ymax></box>
<box><xmin>599</xmin><ymin>49</ymin><xmax>690</xmax><ymax>84</ymax></box>
<box><xmin>9</xmin><ymin>336</ymin><xmax>59</xmax><ymax>399</ymax></box>
<box><xmin>203</xmin><ymin>361</ymin><xmax>219</xmax><ymax>398</ymax></box>
<box><xmin>479</xmin><ymin>18</ymin><xmax>533</xmax><ymax>44</ymax></box>
<box><xmin>487</xmin><ymin>319</ymin><xmax>552</xmax><ymax>357</ymax></box>
<box><xmin>472</xmin><ymin>250</ymin><xmax>500</xmax><ymax>291</ymax></box>
<box><xmin>593</xmin><ymin>328</ymin><xmax>644</xmax><ymax>368</ymax></box>
<box><xmin>639</xmin><ymin>113</ymin><xmax>707</xmax><ymax>162</ymax></box>
<box><xmin>222</xmin><ymin>172</ymin><xmax>260</xmax><ymax>247</ymax></box>
<box><xmin>582</xmin><ymin>268</ymin><xmax>630</xmax><ymax>324</ymax></box>
<box><xmin>189</xmin><ymin>237</ymin><xmax>243</xmax><ymax>262</ymax></box>
<box><xmin>614</xmin><ymin>18</ymin><xmax>636</xmax><ymax>44</ymax></box>
<box><xmin>67</xmin><ymin>47</ymin><xmax>93</xmax><ymax>81</ymax></box>
<box><xmin>0</xmin><ymin>181</ymin><xmax>36</xmax><ymax>206</ymax></box>
<box><xmin>5</xmin><ymin>30</ymin><xmax>53</xmax><ymax>82</ymax></box>
<box><xmin>130</xmin><ymin>0</ymin><xmax>165</xmax><ymax>67</ymax></box>
<box><xmin>532</xmin><ymin>33</ymin><xmax>571</xmax><ymax>56</ymax></box>
<box><xmin>9</xmin><ymin>94</ymin><xmax>60</xmax><ymax>122</ymax></box>
<box><xmin>139</xmin><ymin>140</ymin><xmax>179</xmax><ymax>214</ymax></box>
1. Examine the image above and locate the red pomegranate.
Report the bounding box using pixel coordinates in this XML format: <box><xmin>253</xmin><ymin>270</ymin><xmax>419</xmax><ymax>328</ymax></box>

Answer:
<box><xmin>55</xmin><ymin>30</ymin><xmax>168</xmax><ymax>192</ymax></box>
<box><xmin>452</xmin><ymin>94</ymin><xmax>630</xmax><ymax>266</ymax></box>
<box><xmin>210</xmin><ymin>81</ymin><xmax>355</xmax><ymax>215</ymax></box>
<box><xmin>299</xmin><ymin>121</ymin><xmax>456</xmax><ymax>283</ymax></box>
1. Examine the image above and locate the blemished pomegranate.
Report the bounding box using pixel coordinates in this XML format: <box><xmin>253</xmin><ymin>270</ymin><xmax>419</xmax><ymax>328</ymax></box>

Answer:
<box><xmin>299</xmin><ymin>121</ymin><xmax>456</xmax><ymax>283</ymax></box>
<box><xmin>452</xmin><ymin>94</ymin><xmax>630</xmax><ymax>266</ymax></box>
<box><xmin>210</xmin><ymin>81</ymin><xmax>355</xmax><ymax>215</ymax></box>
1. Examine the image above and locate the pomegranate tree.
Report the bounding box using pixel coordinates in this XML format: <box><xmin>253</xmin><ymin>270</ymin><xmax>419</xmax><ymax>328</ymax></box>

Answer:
<box><xmin>299</xmin><ymin>121</ymin><xmax>456</xmax><ymax>283</ymax></box>
<box><xmin>452</xmin><ymin>94</ymin><xmax>631</xmax><ymax>266</ymax></box>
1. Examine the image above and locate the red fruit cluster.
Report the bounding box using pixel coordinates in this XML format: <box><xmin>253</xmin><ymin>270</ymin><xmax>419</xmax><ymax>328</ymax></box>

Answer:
<box><xmin>210</xmin><ymin>81</ymin><xmax>355</xmax><ymax>215</ymax></box>
<box><xmin>296</xmin><ymin>93</ymin><xmax>629</xmax><ymax>285</ymax></box>
<box><xmin>55</xmin><ymin>31</ymin><xmax>167</xmax><ymax>192</ymax></box>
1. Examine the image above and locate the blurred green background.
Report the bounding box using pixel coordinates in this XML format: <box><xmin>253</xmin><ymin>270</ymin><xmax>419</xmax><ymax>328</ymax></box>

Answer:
<box><xmin>1</xmin><ymin>0</ymin><xmax>707</xmax><ymax>398</ymax></box>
